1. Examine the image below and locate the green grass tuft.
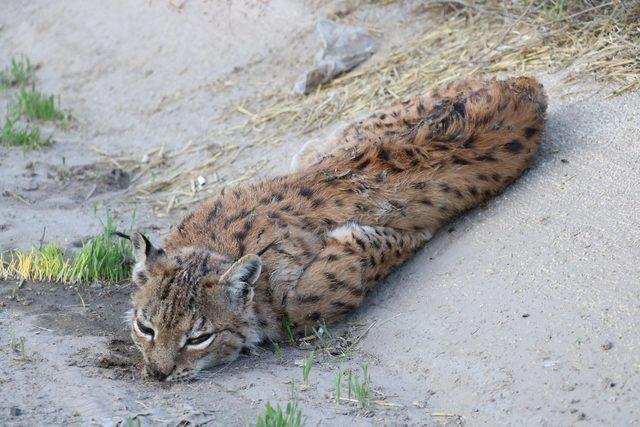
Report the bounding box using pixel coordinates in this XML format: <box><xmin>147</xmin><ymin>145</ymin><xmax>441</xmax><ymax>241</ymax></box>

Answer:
<box><xmin>0</xmin><ymin>209</ymin><xmax>134</xmax><ymax>285</ymax></box>
<box><xmin>14</xmin><ymin>85</ymin><xmax>64</xmax><ymax>121</ymax></box>
<box><xmin>0</xmin><ymin>118</ymin><xmax>46</xmax><ymax>149</ymax></box>
<box><xmin>301</xmin><ymin>352</ymin><xmax>314</xmax><ymax>385</ymax></box>
<box><xmin>335</xmin><ymin>364</ymin><xmax>371</xmax><ymax>408</ymax></box>
<box><xmin>255</xmin><ymin>402</ymin><xmax>304</xmax><ymax>427</ymax></box>
<box><xmin>0</xmin><ymin>55</ymin><xmax>34</xmax><ymax>87</ymax></box>
<box><xmin>334</xmin><ymin>367</ymin><xmax>344</xmax><ymax>403</ymax></box>
<box><xmin>67</xmin><ymin>211</ymin><xmax>132</xmax><ymax>283</ymax></box>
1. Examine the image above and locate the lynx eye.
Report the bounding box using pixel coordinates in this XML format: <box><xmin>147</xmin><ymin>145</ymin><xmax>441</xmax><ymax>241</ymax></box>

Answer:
<box><xmin>135</xmin><ymin>318</ymin><xmax>155</xmax><ymax>337</ymax></box>
<box><xmin>185</xmin><ymin>333</ymin><xmax>214</xmax><ymax>349</ymax></box>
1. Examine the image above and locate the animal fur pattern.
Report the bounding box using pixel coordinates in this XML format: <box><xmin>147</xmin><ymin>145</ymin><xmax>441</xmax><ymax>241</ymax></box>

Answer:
<box><xmin>128</xmin><ymin>76</ymin><xmax>547</xmax><ymax>381</ymax></box>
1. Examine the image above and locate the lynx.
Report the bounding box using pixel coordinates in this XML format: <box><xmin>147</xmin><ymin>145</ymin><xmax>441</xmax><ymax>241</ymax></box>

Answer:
<box><xmin>126</xmin><ymin>77</ymin><xmax>547</xmax><ymax>381</ymax></box>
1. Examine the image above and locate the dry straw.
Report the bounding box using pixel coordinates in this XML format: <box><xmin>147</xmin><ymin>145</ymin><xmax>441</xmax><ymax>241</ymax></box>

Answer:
<box><xmin>123</xmin><ymin>1</ymin><xmax>639</xmax><ymax>212</ymax></box>
<box><xmin>229</xmin><ymin>1</ymin><xmax>639</xmax><ymax>137</ymax></box>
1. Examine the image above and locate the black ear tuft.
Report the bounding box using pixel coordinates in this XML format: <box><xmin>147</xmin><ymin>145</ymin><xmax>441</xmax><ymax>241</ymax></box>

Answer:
<box><xmin>130</xmin><ymin>231</ymin><xmax>164</xmax><ymax>277</ymax></box>
<box><xmin>111</xmin><ymin>231</ymin><xmax>131</xmax><ymax>241</ymax></box>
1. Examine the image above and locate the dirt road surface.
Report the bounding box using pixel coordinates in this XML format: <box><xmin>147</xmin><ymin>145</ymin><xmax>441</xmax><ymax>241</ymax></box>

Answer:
<box><xmin>1</xmin><ymin>1</ymin><xmax>639</xmax><ymax>425</ymax></box>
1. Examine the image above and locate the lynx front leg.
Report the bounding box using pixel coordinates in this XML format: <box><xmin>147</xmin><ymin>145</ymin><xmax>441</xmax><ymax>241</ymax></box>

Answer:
<box><xmin>286</xmin><ymin>223</ymin><xmax>432</xmax><ymax>327</ymax></box>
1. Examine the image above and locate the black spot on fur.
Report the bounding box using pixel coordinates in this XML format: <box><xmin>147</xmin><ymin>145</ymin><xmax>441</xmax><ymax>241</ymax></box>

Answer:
<box><xmin>234</xmin><ymin>230</ymin><xmax>247</xmax><ymax>243</ymax></box>
<box><xmin>468</xmin><ymin>186</ymin><xmax>479</xmax><ymax>197</ymax></box>
<box><xmin>356</xmin><ymin>159</ymin><xmax>371</xmax><ymax>170</ymax></box>
<box><xmin>432</xmin><ymin>143</ymin><xmax>450</xmax><ymax>151</ymax></box>
<box><xmin>275</xmin><ymin>193</ymin><xmax>284</xmax><ymax>202</ymax></box>
<box><xmin>412</xmin><ymin>182</ymin><xmax>427</xmax><ymax>190</ymax></box>
<box><xmin>333</xmin><ymin>301</ymin><xmax>356</xmax><ymax>311</ymax></box>
<box><xmin>389</xmin><ymin>200</ymin><xmax>404</xmax><ymax>209</ymax></box>
<box><xmin>475</xmin><ymin>153</ymin><xmax>497</xmax><ymax>162</ymax></box>
<box><xmin>207</xmin><ymin>200</ymin><xmax>222</xmax><ymax>222</ymax></box>
<box><xmin>323</xmin><ymin>218</ymin><xmax>335</xmax><ymax>226</ymax></box>
<box><xmin>477</xmin><ymin>173</ymin><xmax>488</xmax><ymax>181</ymax></box>
<box><xmin>298</xmin><ymin>295</ymin><xmax>321</xmax><ymax>304</ymax></box>
<box><xmin>349</xmin><ymin>288</ymin><xmax>364</xmax><ymax>297</ymax></box>
<box><xmin>524</xmin><ymin>127</ymin><xmax>540</xmax><ymax>139</ymax></box>
<box><xmin>452</xmin><ymin>156</ymin><xmax>471</xmax><ymax>165</ymax></box>
<box><xmin>452</xmin><ymin>100</ymin><xmax>466</xmax><ymax>117</ymax></box>
<box><xmin>491</xmin><ymin>173</ymin><xmax>501</xmax><ymax>182</ymax></box>
<box><xmin>458</xmin><ymin>134</ymin><xmax>476</xmax><ymax>148</ymax></box>
<box><xmin>309</xmin><ymin>312</ymin><xmax>321</xmax><ymax>322</ymax></box>
<box><xmin>299</xmin><ymin>187</ymin><xmax>313</xmax><ymax>198</ymax></box>
<box><xmin>377</xmin><ymin>146</ymin><xmax>390</xmax><ymax>161</ymax></box>
<box><xmin>326</xmin><ymin>254</ymin><xmax>339</xmax><ymax>262</ymax></box>
<box><xmin>419</xmin><ymin>199</ymin><xmax>432</xmax><ymax>205</ymax></box>
<box><xmin>311</xmin><ymin>198</ymin><xmax>324</xmax><ymax>208</ymax></box>
<box><xmin>504</xmin><ymin>140</ymin><xmax>524</xmax><ymax>154</ymax></box>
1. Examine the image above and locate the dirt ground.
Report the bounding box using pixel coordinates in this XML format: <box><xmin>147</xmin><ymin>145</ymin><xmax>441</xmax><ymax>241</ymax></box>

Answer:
<box><xmin>1</xmin><ymin>0</ymin><xmax>639</xmax><ymax>425</ymax></box>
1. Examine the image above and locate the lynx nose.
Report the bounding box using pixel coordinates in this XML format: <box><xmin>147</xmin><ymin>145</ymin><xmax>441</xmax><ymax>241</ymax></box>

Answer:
<box><xmin>146</xmin><ymin>364</ymin><xmax>174</xmax><ymax>381</ymax></box>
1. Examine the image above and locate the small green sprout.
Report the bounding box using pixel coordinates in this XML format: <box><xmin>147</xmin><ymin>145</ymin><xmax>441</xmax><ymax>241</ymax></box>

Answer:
<box><xmin>338</xmin><ymin>364</ymin><xmax>371</xmax><ymax>408</ymax></box>
<box><xmin>14</xmin><ymin>85</ymin><xmax>64</xmax><ymax>121</ymax></box>
<box><xmin>255</xmin><ymin>402</ymin><xmax>304</xmax><ymax>427</ymax></box>
<box><xmin>335</xmin><ymin>367</ymin><xmax>344</xmax><ymax>403</ymax></box>
<box><xmin>0</xmin><ymin>118</ymin><xmax>45</xmax><ymax>149</ymax></box>
<box><xmin>0</xmin><ymin>55</ymin><xmax>34</xmax><ymax>87</ymax></box>
<box><xmin>302</xmin><ymin>352</ymin><xmax>314</xmax><ymax>385</ymax></box>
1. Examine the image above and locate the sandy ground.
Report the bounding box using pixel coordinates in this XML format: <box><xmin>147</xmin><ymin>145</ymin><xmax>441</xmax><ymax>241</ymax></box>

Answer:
<box><xmin>1</xmin><ymin>1</ymin><xmax>639</xmax><ymax>426</ymax></box>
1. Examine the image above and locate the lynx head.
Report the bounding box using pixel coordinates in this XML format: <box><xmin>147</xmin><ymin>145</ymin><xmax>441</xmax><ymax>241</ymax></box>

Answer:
<box><xmin>127</xmin><ymin>231</ymin><xmax>262</xmax><ymax>382</ymax></box>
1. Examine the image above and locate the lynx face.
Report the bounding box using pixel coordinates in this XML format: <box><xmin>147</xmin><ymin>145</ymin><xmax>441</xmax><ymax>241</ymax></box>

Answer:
<box><xmin>128</xmin><ymin>232</ymin><xmax>262</xmax><ymax>382</ymax></box>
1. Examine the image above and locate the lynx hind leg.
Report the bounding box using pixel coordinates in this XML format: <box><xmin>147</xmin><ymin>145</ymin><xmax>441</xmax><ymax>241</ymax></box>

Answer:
<box><xmin>286</xmin><ymin>223</ymin><xmax>431</xmax><ymax>326</ymax></box>
<box><xmin>326</xmin><ymin>223</ymin><xmax>432</xmax><ymax>283</ymax></box>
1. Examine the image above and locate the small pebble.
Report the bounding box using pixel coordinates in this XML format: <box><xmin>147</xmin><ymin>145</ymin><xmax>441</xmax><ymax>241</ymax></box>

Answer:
<box><xmin>601</xmin><ymin>341</ymin><xmax>613</xmax><ymax>351</ymax></box>
<box><xmin>10</xmin><ymin>407</ymin><xmax>21</xmax><ymax>417</ymax></box>
<box><xmin>197</xmin><ymin>176</ymin><xmax>207</xmax><ymax>187</ymax></box>
<box><xmin>141</xmin><ymin>154</ymin><xmax>150</xmax><ymax>163</ymax></box>
<box><xmin>522</xmin><ymin>313</ymin><xmax>530</xmax><ymax>318</ymax></box>
<box><xmin>561</xmin><ymin>159</ymin><xmax>569</xmax><ymax>163</ymax></box>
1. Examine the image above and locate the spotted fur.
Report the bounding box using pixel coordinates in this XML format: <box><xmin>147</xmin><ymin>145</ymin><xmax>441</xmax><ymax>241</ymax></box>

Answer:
<box><xmin>129</xmin><ymin>77</ymin><xmax>547</xmax><ymax>380</ymax></box>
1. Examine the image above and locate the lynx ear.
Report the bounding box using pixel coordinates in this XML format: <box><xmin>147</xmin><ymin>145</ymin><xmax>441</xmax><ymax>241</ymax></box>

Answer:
<box><xmin>219</xmin><ymin>254</ymin><xmax>262</xmax><ymax>309</ymax></box>
<box><xmin>131</xmin><ymin>231</ymin><xmax>165</xmax><ymax>284</ymax></box>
